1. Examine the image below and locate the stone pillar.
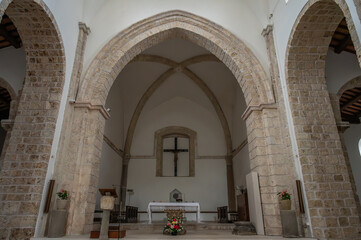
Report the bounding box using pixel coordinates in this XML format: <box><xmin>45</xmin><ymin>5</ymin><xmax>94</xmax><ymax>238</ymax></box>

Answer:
<box><xmin>0</xmin><ymin>97</ymin><xmax>19</xmax><ymax>172</ymax></box>
<box><xmin>262</xmin><ymin>24</ymin><xmax>307</xmax><ymax>236</ymax></box>
<box><xmin>65</xmin><ymin>106</ymin><xmax>109</xmax><ymax>235</ymax></box>
<box><xmin>330</xmin><ymin>90</ymin><xmax>361</xmax><ymax>221</ymax></box>
<box><xmin>337</xmin><ymin>128</ymin><xmax>361</xmax><ymax>221</ymax></box>
<box><xmin>120</xmin><ymin>156</ymin><xmax>130</xmax><ymax>210</ymax></box>
<box><xmin>244</xmin><ymin>105</ymin><xmax>295</xmax><ymax>236</ymax></box>
<box><xmin>226</xmin><ymin>156</ymin><xmax>236</xmax><ymax>212</ymax></box>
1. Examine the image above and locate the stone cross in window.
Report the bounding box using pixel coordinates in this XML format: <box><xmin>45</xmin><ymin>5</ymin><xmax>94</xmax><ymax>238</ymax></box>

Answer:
<box><xmin>163</xmin><ymin>137</ymin><xmax>189</xmax><ymax>176</ymax></box>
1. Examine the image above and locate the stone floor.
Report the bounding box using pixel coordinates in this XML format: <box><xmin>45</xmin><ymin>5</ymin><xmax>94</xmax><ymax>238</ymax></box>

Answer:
<box><xmin>32</xmin><ymin>229</ymin><xmax>315</xmax><ymax>240</ymax></box>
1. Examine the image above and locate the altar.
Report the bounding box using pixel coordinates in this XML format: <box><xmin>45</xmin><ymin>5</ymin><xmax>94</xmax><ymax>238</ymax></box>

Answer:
<box><xmin>147</xmin><ymin>202</ymin><xmax>201</xmax><ymax>224</ymax></box>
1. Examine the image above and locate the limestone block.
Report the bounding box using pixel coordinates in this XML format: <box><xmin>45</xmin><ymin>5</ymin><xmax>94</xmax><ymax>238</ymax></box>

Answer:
<box><xmin>100</xmin><ymin>196</ymin><xmax>115</xmax><ymax>210</ymax></box>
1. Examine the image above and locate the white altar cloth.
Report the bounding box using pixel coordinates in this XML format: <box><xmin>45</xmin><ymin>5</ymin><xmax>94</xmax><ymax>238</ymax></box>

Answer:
<box><xmin>147</xmin><ymin>202</ymin><xmax>201</xmax><ymax>224</ymax></box>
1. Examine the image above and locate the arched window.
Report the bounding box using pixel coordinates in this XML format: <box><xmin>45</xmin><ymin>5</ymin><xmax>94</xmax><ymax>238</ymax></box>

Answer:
<box><xmin>155</xmin><ymin>126</ymin><xmax>196</xmax><ymax>177</ymax></box>
<box><xmin>359</xmin><ymin>138</ymin><xmax>361</xmax><ymax>157</ymax></box>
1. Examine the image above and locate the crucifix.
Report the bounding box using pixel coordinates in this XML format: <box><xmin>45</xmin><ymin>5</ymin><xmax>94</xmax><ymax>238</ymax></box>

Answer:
<box><xmin>163</xmin><ymin>137</ymin><xmax>189</xmax><ymax>176</ymax></box>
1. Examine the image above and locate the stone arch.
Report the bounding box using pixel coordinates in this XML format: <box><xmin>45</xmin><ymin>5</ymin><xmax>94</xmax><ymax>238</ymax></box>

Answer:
<box><xmin>155</xmin><ymin>126</ymin><xmax>196</xmax><ymax>177</ymax></box>
<box><xmin>125</xmin><ymin>54</ymin><xmax>232</xmax><ymax>156</ymax></box>
<box><xmin>0</xmin><ymin>0</ymin><xmax>65</xmax><ymax>239</ymax></box>
<box><xmin>77</xmin><ymin>10</ymin><xmax>273</xmax><ymax>107</ymax></box>
<box><xmin>286</xmin><ymin>0</ymin><xmax>361</xmax><ymax>238</ymax></box>
<box><xmin>337</xmin><ymin>75</ymin><xmax>361</xmax><ymax>98</ymax></box>
<box><xmin>67</xmin><ymin>10</ymin><xmax>290</xmax><ymax>236</ymax></box>
<box><xmin>0</xmin><ymin>77</ymin><xmax>16</xmax><ymax>101</ymax></box>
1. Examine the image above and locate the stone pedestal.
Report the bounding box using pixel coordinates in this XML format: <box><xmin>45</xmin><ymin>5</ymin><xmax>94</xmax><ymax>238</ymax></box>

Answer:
<box><xmin>48</xmin><ymin>210</ymin><xmax>68</xmax><ymax>237</ymax></box>
<box><xmin>100</xmin><ymin>196</ymin><xmax>115</xmax><ymax>240</ymax></box>
<box><xmin>280</xmin><ymin>210</ymin><xmax>299</xmax><ymax>237</ymax></box>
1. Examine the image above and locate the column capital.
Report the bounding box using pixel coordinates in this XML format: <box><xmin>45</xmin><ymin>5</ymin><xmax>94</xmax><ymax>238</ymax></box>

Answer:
<box><xmin>261</xmin><ymin>24</ymin><xmax>273</xmax><ymax>37</ymax></box>
<box><xmin>78</xmin><ymin>22</ymin><xmax>91</xmax><ymax>35</ymax></box>
<box><xmin>241</xmin><ymin>103</ymin><xmax>278</xmax><ymax>121</ymax></box>
<box><xmin>71</xmin><ymin>101</ymin><xmax>111</xmax><ymax>119</ymax></box>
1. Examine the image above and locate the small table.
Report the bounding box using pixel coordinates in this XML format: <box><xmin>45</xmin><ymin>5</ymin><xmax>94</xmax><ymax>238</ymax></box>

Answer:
<box><xmin>147</xmin><ymin>202</ymin><xmax>201</xmax><ymax>224</ymax></box>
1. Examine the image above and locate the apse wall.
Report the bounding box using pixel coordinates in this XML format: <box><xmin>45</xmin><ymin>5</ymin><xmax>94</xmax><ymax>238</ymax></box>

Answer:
<box><xmin>126</xmin><ymin>72</ymin><xmax>228</xmax><ymax>221</ymax></box>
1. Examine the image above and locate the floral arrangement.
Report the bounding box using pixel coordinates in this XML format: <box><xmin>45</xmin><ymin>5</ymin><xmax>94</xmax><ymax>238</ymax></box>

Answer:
<box><xmin>164</xmin><ymin>217</ymin><xmax>183</xmax><ymax>234</ymax></box>
<box><xmin>56</xmin><ymin>189</ymin><xmax>68</xmax><ymax>200</ymax></box>
<box><xmin>277</xmin><ymin>190</ymin><xmax>291</xmax><ymax>200</ymax></box>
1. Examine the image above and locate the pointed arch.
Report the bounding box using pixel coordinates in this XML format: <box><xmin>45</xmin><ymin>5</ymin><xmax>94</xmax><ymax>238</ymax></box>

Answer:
<box><xmin>78</xmin><ymin>10</ymin><xmax>273</xmax><ymax>108</ymax></box>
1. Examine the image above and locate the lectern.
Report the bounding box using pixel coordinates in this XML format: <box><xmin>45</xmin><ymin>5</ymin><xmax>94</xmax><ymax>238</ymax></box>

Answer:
<box><xmin>99</xmin><ymin>189</ymin><xmax>117</xmax><ymax>240</ymax></box>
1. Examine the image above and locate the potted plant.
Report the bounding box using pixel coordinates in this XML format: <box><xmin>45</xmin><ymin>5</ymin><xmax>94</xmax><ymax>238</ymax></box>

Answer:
<box><xmin>56</xmin><ymin>189</ymin><xmax>68</xmax><ymax>211</ymax></box>
<box><xmin>277</xmin><ymin>190</ymin><xmax>291</xmax><ymax>210</ymax></box>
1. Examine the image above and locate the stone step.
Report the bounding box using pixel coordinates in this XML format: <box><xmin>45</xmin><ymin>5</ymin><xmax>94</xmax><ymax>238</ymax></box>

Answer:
<box><xmin>93</xmin><ymin>221</ymin><xmax>237</xmax><ymax>232</ymax></box>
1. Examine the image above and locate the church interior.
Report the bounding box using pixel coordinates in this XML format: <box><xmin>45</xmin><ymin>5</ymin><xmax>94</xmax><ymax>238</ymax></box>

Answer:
<box><xmin>0</xmin><ymin>0</ymin><xmax>361</xmax><ymax>239</ymax></box>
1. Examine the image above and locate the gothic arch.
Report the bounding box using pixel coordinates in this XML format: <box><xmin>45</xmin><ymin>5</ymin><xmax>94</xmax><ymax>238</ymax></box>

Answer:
<box><xmin>0</xmin><ymin>0</ymin><xmax>65</xmax><ymax>238</ymax></box>
<box><xmin>286</xmin><ymin>0</ymin><xmax>361</xmax><ymax>238</ymax></box>
<box><xmin>77</xmin><ymin>10</ymin><xmax>273</xmax><ymax>107</ymax></box>
<box><xmin>67</xmin><ymin>10</ymin><xmax>288</xmax><ymax>236</ymax></box>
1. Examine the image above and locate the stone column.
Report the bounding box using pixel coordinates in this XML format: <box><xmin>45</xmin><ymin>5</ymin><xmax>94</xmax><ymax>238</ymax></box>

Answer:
<box><xmin>0</xmin><ymin>96</ymin><xmax>19</xmax><ymax>171</ymax></box>
<box><xmin>330</xmin><ymin>93</ymin><xmax>361</xmax><ymax>219</ymax></box>
<box><xmin>65</xmin><ymin>106</ymin><xmax>109</xmax><ymax>235</ymax></box>
<box><xmin>120</xmin><ymin>156</ymin><xmax>130</xmax><ymax>210</ymax></box>
<box><xmin>226</xmin><ymin>156</ymin><xmax>236</xmax><ymax>212</ymax></box>
<box><xmin>244</xmin><ymin>105</ymin><xmax>295</xmax><ymax>236</ymax></box>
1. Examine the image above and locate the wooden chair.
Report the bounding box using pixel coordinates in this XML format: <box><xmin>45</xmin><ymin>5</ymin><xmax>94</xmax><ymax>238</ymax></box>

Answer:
<box><xmin>217</xmin><ymin>206</ymin><xmax>228</xmax><ymax>223</ymax></box>
<box><xmin>125</xmin><ymin>205</ymin><xmax>138</xmax><ymax>223</ymax></box>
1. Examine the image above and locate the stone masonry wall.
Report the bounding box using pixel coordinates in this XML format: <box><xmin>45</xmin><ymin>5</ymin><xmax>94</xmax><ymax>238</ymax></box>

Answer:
<box><xmin>0</xmin><ymin>0</ymin><xmax>65</xmax><ymax>239</ymax></box>
<box><xmin>286</xmin><ymin>1</ymin><xmax>361</xmax><ymax>238</ymax></box>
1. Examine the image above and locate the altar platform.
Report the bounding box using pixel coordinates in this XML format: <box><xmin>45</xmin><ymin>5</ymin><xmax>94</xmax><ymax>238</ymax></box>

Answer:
<box><xmin>93</xmin><ymin>221</ymin><xmax>235</xmax><ymax>232</ymax></box>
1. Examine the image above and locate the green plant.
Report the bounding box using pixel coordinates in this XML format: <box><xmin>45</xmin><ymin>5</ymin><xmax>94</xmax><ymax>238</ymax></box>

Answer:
<box><xmin>56</xmin><ymin>189</ymin><xmax>68</xmax><ymax>200</ymax></box>
<box><xmin>277</xmin><ymin>190</ymin><xmax>291</xmax><ymax>200</ymax></box>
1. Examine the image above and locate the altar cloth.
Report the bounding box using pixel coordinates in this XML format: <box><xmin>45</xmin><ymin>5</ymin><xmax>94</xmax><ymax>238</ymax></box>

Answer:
<box><xmin>147</xmin><ymin>202</ymin><xmax>201</xmax><ymax>224</ymax></box>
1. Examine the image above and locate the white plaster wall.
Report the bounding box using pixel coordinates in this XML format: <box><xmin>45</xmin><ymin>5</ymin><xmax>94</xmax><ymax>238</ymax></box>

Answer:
<box><xmin>96</xmin><ymin>142</ymin><xmax>123</xmax><ymax>209</ymax></box>
<box><xmin>325</xmin><ymin>49</ymin><xmax>361</xmax><ymax>94</ymax></box>
<box><xmin>127</xmin><ymin>158</ymin><xmax>227</xmax><ymax>221</ymax></box>
<box><xmin>81</xmin><ymin>0</ymin><xmax>270</xmax><ymax>77</ymax></box>
<box><xmin>131</xmin><ymin>76</ymin><xmax>227</xmax><ymax>156</ymax></box>
<box><xmin>105</xmin><ymin>73</ymin><xmax>125</xmax><ymax>147</ymax></box>
<box><xmin>0</xmin><ymin>47</ymin><xmax>25</xmax><ymax>94</ymax></box>
<box><xmin>344</xmin><ymin>124</ymin><xmax>361</xmax><ymax>198</ymax></box>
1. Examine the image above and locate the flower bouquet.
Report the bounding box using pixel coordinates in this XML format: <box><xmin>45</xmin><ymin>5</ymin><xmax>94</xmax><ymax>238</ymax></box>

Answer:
<box><xmin>164</xmin><ymin>217</ymin><xmax>184</xmax><ymax>235</ymax></box>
